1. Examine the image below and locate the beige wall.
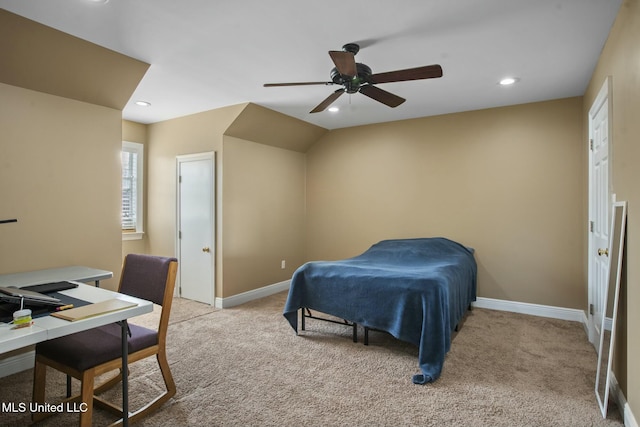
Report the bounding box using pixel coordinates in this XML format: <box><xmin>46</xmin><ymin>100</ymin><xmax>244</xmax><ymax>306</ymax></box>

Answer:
<box><xmin>0</xmin><ymin>83</ymin><xmax>122</xmax><ymax>290</ymax></box>
<box><xmin>306</xmin><ymin>97</ymin><xmax>585</xmax><ymax>309</ymax></box>
<box><xmin>222</xmin><ymin>136</ymin><xmax>306</xmax><ymax>296</ymax></box>
<box><xmin>0</xmin><ymin>10</ymin><xmax>147</xmax><ymax>292</ymax></box>
<box><xmin>122</xmin><ymin>120</ymin><xmax>149</xmax><ymax>258</ymax></box>
<box><xmin>146</xmin><ymin>103</ymin><xmax>312</xmax><ymax>299</ymax></box>
<box><xmin>583</xmin><ymin>0</ymin><xmax>640</xmax><ymax>415</ymax></box>
<box><xmin>146</xmin><ymin>104</ymin><xmax>245</xmax><ymax>298</ymax></box>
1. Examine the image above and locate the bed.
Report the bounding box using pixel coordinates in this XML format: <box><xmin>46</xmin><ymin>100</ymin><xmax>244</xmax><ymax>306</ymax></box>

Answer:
<box><xmin>282</xmin><ymin>237</ymin><xmax>477</xmax><ymax>384</ymax></box>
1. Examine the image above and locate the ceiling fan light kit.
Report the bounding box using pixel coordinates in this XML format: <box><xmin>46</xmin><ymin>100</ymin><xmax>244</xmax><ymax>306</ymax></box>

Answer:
<box><xmin>264</xmin><ymin>43</ymin><xmax>443</xmax><ymax>114</ymax></box>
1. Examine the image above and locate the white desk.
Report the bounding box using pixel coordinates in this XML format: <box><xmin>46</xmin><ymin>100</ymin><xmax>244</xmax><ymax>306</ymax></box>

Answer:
<box><xmin>0</xmin><ymin>282</ymin><xmax>153</xmax><ymax>426</ymax></box>
<box><xmin>0</xmin><ymin>266</ymin><xmax>113</xmax><ymax>288</ymax></box>
<box><xmin>0</xmin><ymin>284</ymin><xmax>152</xmax><ymax>352</ymax></box>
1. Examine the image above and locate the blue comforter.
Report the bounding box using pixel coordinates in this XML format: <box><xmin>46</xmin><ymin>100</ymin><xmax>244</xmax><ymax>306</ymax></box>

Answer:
<box><xmin>283</xmin><ymin>237</ymin><xmax>477</xmax><ymax>384</ymax></box>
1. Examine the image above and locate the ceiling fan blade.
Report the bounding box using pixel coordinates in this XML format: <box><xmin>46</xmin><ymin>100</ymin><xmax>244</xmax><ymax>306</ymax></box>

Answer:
<box><xmin>310</xmin><ymin>89</ymin><xmax>345</xmax><ymax>113</ymax></box>
<box><xmin>359</xmin><ymin>85</ymin><xmax>405</xmax><ymax>108</ymax></box>
<box><xmin>329</xmin><ymin>51</ymin><xmax>357</xmax><ymax>76</ymax></box>
<box><xmin>368</xmin><ymin>64</ymin><xmax>443</xmax><ymax>84</ymax></box>
<box><xmin>264</xmin><ymin>81</ymin><xmax>333</xmax><ymax>87</ymax></box>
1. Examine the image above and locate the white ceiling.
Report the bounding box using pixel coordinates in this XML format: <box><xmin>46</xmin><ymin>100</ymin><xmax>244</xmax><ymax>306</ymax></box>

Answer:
<box><xmin>1</xmin><ymin>0</ymin><xmax>622</xmax><ymax>130</ymax></box>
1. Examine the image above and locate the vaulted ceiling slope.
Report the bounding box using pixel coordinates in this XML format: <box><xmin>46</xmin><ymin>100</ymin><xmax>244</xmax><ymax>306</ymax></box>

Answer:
<box><xmin>0</xmin><ymin>9</ymin><xmax>148</xmax><ymax>111</ymax></box>
<box><xmin>0</xmin><ymin>1</ymin><xmax>622</xmax><ymax>129</ymax></box>
<box><xmin>225</xmin><ymin>103</ymin><xmax>327</xmax><ymax>153</ymax></box>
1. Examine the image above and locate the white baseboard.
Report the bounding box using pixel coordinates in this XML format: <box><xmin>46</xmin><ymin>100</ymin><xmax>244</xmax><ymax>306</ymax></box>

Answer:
<box><xmin>626</xmin><ymin>403</ymin><xmax>639</xmax><ymax>427</ymax></box>
<box><xmin>216</xmin><ymin>280</ymin><xmax>291</xmax><ymax>308</ymax></box>
<box><xmin>0</xmin><ymin>350</ymin><xmax>34</xmax><ymax>379</ymax></box>
<box><xmin>217</xmin><ymin>284</ymin><xmax>587</xmax><ymax>322</ymax></box>
<box><xmin>472</xmin><ymin>296</ymin><xmax>586</xmax><ymax>323</ymax></box>
<box><xmin>610</xmin><ymin>372</ymin><xmax>625</xmax><ymax>422</ymax></box>
<box><xmin>610</xmin><ymin>372</ymin><xmax>638</xmax><ymax>427</ymax></box>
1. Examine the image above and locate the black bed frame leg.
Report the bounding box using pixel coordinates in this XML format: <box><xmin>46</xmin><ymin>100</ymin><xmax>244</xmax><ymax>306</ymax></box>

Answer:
<box><xmin>364</xmin><ymin>327</ymin><xmax>369</xmax><ymax>346</ymax></box>
<box><xmin>299</xmin><ymin>308</ymin><xmax>360</xmax><ymax>344</ymax></box>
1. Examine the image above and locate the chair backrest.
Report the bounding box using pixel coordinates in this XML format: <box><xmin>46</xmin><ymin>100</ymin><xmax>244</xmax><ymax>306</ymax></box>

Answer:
<box><xmin>119</xmin><ymin>254</ymin><xmax>178</xmax><ymax>306</ymax></box>
<box><xmin>119</xmin><ymin>254</ymin><xmax>178</xmax><ymax>344</ymax></box>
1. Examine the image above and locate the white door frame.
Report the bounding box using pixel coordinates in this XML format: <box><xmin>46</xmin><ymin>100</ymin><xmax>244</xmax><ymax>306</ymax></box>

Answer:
<box><xmin>175</xmin><ymin>152</ymin><xmax>216</xmax><ymax>304</ymax></box>
<box><xmin>587</xmin><ymin>76</ymin><xmax>613</xmax><ymax>346</ymax></box>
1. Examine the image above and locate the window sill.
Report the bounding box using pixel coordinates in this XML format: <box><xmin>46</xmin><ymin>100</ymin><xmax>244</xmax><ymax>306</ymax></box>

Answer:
<box><xmin>122</xmin><ymin>231</ymin><xmax>144</xmax><ymax>241</ymax></box>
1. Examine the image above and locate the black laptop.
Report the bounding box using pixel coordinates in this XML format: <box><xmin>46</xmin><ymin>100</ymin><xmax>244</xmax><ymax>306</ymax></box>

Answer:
<box><xmin>0</xmin><ymin>286</ymin><xmax>61</xmax><ymax>306</ymax></box>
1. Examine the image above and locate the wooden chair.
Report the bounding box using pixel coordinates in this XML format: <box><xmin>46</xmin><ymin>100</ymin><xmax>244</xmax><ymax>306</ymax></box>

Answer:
<box><xmin>32</xmin><ymin>254</ymin><xmax>178</xmax><ymax>426</ymax></box>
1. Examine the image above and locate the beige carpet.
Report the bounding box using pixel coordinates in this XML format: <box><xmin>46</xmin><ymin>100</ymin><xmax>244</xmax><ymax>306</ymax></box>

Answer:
<box><xmin>0</xmin><ymin>292</ymin><xmax>624</xmax><ymax>427</ymax></box>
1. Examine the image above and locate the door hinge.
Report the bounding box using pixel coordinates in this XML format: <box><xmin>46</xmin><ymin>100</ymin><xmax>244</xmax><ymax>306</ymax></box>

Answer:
<box><xmin>179</xmin><ymin>175</ymin><xmax>182</xmax><ymax>183</ymax></box>
<box><xmin>178</xmin><ymin>231</ymin><xmax>182</xmax><ymax>239</ymax></box>
<box><xmin>589</xmin><ymin>303</ymin><xmax>594</xmax><ymax>316</ymax></box>
<box><xmin>589</xmin><ymin>139</ymin><xmax>594</xmax><ymax>150</ymax></box>
<box><xmin>590</xmin><ymin>221</ymin><xmax>594</xmax><ymax>232</ymax></box>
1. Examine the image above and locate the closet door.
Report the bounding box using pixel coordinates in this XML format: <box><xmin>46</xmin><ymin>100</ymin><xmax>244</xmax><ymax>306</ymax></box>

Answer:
<box><xmin>177</xmin><ymin>152</ymin><xmax>215</xmax><ymax>305</ymax></box>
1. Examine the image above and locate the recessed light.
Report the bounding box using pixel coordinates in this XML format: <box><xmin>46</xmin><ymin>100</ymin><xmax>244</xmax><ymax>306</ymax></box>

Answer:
<box><xmin>135</xmin><ymin>101</ymin><xmax>151</xmax><ymax>107</ymax></box>
<box><xmin>87</xmin><ymin>0</ymin><xmax>109</xmax><ymax>3</ymax></box>
<box><xmin>328</xmin><ymin>106</ymin><xmax>339</xmax><ymax>113</ymax></box>
<box><xmin>499</xmin><ymin>77</ymin><xmax>519</xmax><ymax>86</ymax></box>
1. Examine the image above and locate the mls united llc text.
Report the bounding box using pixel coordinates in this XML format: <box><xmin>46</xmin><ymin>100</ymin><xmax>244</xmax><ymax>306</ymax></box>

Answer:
<box><xmin>2</xmin><ymin>401</ymin><xmax>88</xmax><ymax>413</ymax></box>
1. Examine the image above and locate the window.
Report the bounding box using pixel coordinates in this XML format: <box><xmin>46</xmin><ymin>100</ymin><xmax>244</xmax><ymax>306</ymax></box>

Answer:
<box><xmin>122</xmin><ymin>141</ymin><xmax>144</xmax><ymax>240</ymax></box>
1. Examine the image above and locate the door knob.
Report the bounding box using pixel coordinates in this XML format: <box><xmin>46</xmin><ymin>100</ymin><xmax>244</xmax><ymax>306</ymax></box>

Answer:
<box><xmin>202</xmin><ymin>247</ymin><xmax>210</xmax><ymax>253</ymax></box>
<box><xmin>598</xmin><ymin>248</ymin><xmax>609</xmax><ymax>257</ymax></box>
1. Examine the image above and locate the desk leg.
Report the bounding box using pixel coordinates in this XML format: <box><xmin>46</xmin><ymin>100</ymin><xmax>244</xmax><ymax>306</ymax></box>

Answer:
<box><xmin>119</xmin><ymin>320</ymin><xmax>129</xmax><ymax>427</ymax></box>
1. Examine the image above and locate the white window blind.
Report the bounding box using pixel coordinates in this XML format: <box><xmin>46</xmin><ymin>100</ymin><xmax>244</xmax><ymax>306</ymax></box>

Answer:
<box><xmin>121</xmin><ymin>141</ymin><xmax>143</xmax><ymax>237</ymax></box>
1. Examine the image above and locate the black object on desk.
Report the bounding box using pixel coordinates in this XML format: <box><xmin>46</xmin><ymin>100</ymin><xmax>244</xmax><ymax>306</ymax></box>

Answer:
<box><xmin>22</xmin><ymin>281</ymin><xmax>78</xmax><ymax>294</ymax></box>
<box><xmin>0</xmin><ymin>282</ymin><xmax>89</xmax><ymax>323</ymax></box>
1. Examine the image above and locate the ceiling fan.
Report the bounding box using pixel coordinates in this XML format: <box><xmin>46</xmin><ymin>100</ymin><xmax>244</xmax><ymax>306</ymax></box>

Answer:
<box><xmin>264</xmin><ymin>43</ymin><xmax>443</xmax><ymax>113</ymax></box>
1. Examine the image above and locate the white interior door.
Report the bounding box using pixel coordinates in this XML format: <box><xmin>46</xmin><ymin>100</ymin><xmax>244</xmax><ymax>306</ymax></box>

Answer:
<box><xmin>588</xmin><ymin>78</ymin><xmax>611</xmax><ymax>348</ymax></box>
<box><xmin>177</xmin><ymin>153</ymin><xmax>215</xmax><ymax>305</ymax></box>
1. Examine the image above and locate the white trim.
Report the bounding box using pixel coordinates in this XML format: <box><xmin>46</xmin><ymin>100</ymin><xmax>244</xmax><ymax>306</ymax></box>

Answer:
<box><xmin>610</xmin><ymin>372</ymin><xmax>638</xmax><ymax>427</ymax></box>
<box><xmin>121</xmin><ymin>140</ymin><xmax>144</xmax><ymax>237</ymax></box>
<box><xmin>603</xmin><ymin>316</ymin><xmax>613</xmax><ymax>332</ymax></box>
<box><xmin>216</xmin><ymin>280</ymin><xmax>291</xmax><ymax>308</ymax></box>
<box><xmin>610</xmin><ymin>372</ymin><xmax>624</xmax><ymax>421</ymax></box>
<box><xmin>215</xmin><ymin>282</ymin><xmax>586</xmax><ymax>324</ymax></box>
<box><xmin>627</xmin><ymin>404</ymin><xmax>639</xmax><ymax>427</ymax></box>
<box><xmin>122</xmin><ymin>231</ymin><xmax>144</xmax><ymax>241</ymax></box>
<box><xmin>471</xmin><ymin>297</ymin><xmax>585</xmax><ymax>323</ymax></box>
<box><xmin>0</xmin><ymin>350</ymin><xmax>34</xmax><ymax>378</ymax></box>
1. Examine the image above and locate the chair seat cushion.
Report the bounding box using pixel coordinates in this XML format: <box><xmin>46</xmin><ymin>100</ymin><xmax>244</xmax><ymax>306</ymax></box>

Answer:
<box><xmin>36</xmin><ymin>323</ymin><xmax>158</xmax><ymax>372</ymax></box>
